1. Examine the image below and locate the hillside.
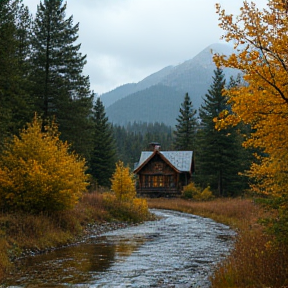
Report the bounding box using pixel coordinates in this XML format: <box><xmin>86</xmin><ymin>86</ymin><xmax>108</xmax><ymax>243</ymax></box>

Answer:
<box><xmin>101</xmin><ymin>66</ymin><xmax>174</xmax><ymax>108</ymax></box>
<box><xmin>101</xmin><ymin>43</ymin><xmax>240</xmax><ymax>126</ymax></box>
<box><xmin>106</xmin><ymin>84</ymin><xmax>186</xmax><ymax>126</ymax></box>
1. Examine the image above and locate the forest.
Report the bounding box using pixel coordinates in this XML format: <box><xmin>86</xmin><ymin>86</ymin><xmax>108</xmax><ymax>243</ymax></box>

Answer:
<box><xmin>0</xmin><ymin>0</ymin><xmax>250</xmax><ymax>198</ymax></box>
<box><xmin>1</xmin><ymin>0</ymin><xmax>288</xmax><ymax>286</ymax></box>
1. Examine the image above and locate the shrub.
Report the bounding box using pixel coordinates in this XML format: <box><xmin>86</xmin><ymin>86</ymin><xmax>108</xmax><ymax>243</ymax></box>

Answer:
<box><xmin>106</xmin><ymin>162</ymin><xmax>151</xmax><ymax>222</ymax></box>
<box><xmin>110</xmin><ymin>161</ymin><xmax>136</xmax><ymax>201</ymax></box>
<box><xmin>194</xmin><ymin>186</ymin><xmax>214</xmax><ymax>201</ymax></box>
<box><xmin>182</xmin><ymin>182</ymin><xmax>201</xmax><ymax>199</ymax></box>
<box><xmin>0</xmin><ymin>115</ymin><xmax>89</xmax><ymax>213</ymax></box>
<box><xmin>102</xmin><ymin>193</ymin><xmax>150</xmax><ymax>223</ymax></box>
<box><xmin>182</xmin><ymin>183</ymin><xmax>214</xmax><ymax>201</ymax></box>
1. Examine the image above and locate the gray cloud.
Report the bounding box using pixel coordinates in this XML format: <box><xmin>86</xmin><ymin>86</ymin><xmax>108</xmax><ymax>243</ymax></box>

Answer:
<box><xmin>25</xmin><ymin>0</ymin><xmax>268</xmax><ymax>94</ymax></box>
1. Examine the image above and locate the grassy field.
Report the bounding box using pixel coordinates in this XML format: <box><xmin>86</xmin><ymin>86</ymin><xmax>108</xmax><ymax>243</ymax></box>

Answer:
<box><xmin>147</xmin><ymin>197</ymin><xmax>288</xmax><ymax>288</ymax></box>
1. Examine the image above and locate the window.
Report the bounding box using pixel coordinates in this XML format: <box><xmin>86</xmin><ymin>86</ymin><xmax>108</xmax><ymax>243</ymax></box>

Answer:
<box><xmin>153</xmin><ymin>175</ymin><xmax>163</xmax><ymax>187</ymax></box>
<box><xmin>144</xmin><ymin>175</ymin><xmax>166</xmax><ymax>188</ymax></box>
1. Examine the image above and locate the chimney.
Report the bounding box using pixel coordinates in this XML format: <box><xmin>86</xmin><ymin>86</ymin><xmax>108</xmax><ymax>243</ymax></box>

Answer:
<box><xmin>149</xmin><ymin>142</ymin><xmax>161</xmax><ymax>151</ymax></box>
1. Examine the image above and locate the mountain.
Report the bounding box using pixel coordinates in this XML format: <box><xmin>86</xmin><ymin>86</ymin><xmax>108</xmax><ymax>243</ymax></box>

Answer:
<box><xmin>101</xmin><ymin>43</ymin><xmax>240</xmax><ymax>126</ymax></box>
<box><xmin>106</xmin><ymin>84</ymin><xmax>186</xmax><ymax>126</ymax></box>
<box><xmin>101</xmin><ymin>65</ymin><xmax>175</xmax><ymax>108</ymax></box>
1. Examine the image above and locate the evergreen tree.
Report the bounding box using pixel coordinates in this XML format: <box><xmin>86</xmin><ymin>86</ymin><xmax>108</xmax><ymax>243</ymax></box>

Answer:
<box><xmin>0</xmin><ymin>0</ymin><xmax>33</xmax><ymax>147</ymax></box>
<box><xmin>89</xmin><ymin>98</ymin><xmax>116</xmax><ymax>187</ymax></box>
<box><xmin>15</xmin><ymin>1</ymin><xmax>33</xmax><ymax>76</ymax></box>
<box><xmin>29</xmin><ymin>0</ymin><xmax>93</xmax><ymax>159</ymax></box>
<box><xmin>112</xmin><ymin>122</ymin><xmax>174</xmax><ymax>168</ymax></box>
<box><xmin>196</xmin><ymin>68</ymin><xmax>247</xmax><ymax>196</ymax></box>
<box><xmin>173</xmin><ymin>93</ymin><xmax>197</xmax><ymax>150</ymax></box>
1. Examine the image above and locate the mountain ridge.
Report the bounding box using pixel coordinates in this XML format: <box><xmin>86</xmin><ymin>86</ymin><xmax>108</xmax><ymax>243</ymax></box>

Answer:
<box><xmin>101</xmin><ymin>43</ymin><xmax>239</xmax><ymax>126</ymax></box>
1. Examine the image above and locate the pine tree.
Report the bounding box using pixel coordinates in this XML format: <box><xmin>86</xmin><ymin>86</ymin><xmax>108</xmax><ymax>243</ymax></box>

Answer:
<box><xmin>173</xmin><ymin>92</ymin><xmax>197</xmax><ymax>151</ymax></box>
<box><xmin>89</xmin><ymin>98</ymin><xmax>116</xmax><ymax>187</ymax></box>
<box><xmin>0</xmin><ymin>0</ymin><xmax>33</xmax><ymax>147</ymax></box>
<box><xmin>196</xmin><ymin>68</ymin><xmax>247</xmax><ymax>196</ymax></box>
<box><xmin>29</xmin><ymin>0</ymin><xmax>93</xmax><ymax>159</ymax></box>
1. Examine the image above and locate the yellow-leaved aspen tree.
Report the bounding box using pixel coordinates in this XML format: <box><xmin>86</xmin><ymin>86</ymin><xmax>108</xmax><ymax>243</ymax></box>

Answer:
<box><xmin>110</xmin><ymin>161</ymin><xmax>136</xmax><ymax>201</ymax></box>
<box><xmin>214</xmin><ymin>0</ymin><xmax>288</xmax><ymax>243</ymax></box>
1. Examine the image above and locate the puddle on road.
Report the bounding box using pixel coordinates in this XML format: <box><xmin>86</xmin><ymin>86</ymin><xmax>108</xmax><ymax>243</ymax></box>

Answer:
<box><xmin>5</xmin><ymin>235</ymin><xmax>148</xmax><ymax>287</ymax></box>
<box><xmin>4</xmin><ymin>209</ymin><xmax>235</xmax><ymax>288</ymax></box>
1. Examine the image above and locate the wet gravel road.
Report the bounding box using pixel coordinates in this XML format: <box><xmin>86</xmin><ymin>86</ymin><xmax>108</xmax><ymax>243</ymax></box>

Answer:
<box><xmin>90</xmin><ymin>209</ymin><xmax>235</xmax><ymax>288</ymax></box>
<box><xmin>7</xmin><ymin>209</ymin><xmax>235</xmax><ymax>288</ymax></box>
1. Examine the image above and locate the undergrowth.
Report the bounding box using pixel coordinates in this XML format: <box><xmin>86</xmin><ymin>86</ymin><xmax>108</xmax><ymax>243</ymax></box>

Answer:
<box><xmin>147</xmin><ymin>197</ymin><xmax>288</xmax><ymax>288</ymax></box>
<box><xmin>0</xmin><ymin>191</ymin><xmax>151</xmax><ymax>283</ymax></box>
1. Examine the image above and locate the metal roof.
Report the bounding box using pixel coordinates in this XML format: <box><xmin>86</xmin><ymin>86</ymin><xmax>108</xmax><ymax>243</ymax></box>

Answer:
<box><xmin>135</xmin><ymin>151</ymin><xmax>193</xmax><ymax>172</ymax></box>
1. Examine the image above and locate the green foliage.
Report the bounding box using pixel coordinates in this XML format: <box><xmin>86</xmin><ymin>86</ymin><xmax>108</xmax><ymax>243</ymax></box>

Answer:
<box><xmin>257</xmin><ymin>194</ymin><xmax>288</xmax><ymax>245</ymax></box>
<box><xmin>29</xmin><ymin>0</ymin><xmax>93</xmax><ymax>159</ymax></box>
<box><xmin>113</xmin><ymin>122</ymin><xmax>174</xmax><ymax>168</ymax></box>
<box><xmin>89</xmin><ymin>98</ymin><xmax>116</xmax><ymax>187</ymax></box>
<box><xmin>214</xmin><ymin>0</ymin><xmax>288</xmax><ymax>258</ymax></box>
<box><xmin>196</xmin><ymin>68</ymin><xmax>249</xmax><ymax>196</ymax></box>
<box><xmin>0</xmin><ymin>115</ymin><xmax>88</xmax><ymax>213</ymax></box>
<box><xmin>0</xmin><ymin>0</ymin><xmax>33</xmax><ymax>148</ymax></box>
<box><xmin>174</xmin><ymin>92</ymin><xmax>198</xmax><ymax>151</ymax></box>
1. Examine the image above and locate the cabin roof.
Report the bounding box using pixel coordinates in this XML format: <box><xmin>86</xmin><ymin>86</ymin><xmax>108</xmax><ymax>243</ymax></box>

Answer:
<box><xmin>134</xmin><ymin>150</ymin><xmax>193</xmax><ymax>173</ymax></box>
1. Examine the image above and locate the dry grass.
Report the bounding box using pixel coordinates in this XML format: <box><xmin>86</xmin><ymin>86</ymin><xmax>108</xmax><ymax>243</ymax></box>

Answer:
<box><xmin>147</xmin><ymin>197</ymin><xmax>260</xmax><ymax>229</ymax></box>
<box><xmin>147</xmin><ymin>197</ymin><xmax>288</xmax><ymax>288</ymax></box>
<box><xmin>0</xmin><ymin>193</ymin><xmax>108</xmax><ymax>258</ymax></box>
<box><xmin>211</xmin><ymin>229</ymin><xmax>288</xmax><ymax>288</ymax></box>
<box><xmin>0</xmin><ymin>191</ymin><xmax>152</xmax><ymax>284</ymax></box>
<box><xmin>1</xmin><ymin>196</ymin><xmax>287</xmax><ymax>286</ymax></box>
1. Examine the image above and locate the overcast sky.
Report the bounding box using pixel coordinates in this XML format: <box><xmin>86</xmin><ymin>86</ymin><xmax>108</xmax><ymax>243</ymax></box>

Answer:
<box><xmin>24</xmin><ymin>0</ymin><xmax>268</xmax><ymax>95</ymax></box>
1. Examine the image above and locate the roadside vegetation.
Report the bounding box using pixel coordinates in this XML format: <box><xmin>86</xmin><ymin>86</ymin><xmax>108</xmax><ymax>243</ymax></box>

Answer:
<box><xmin>148</xmin><ymin>197</ymin><xmax>288</xmax><ymax>287</ymax></box>
<box><xmin>0</xmin><ymin>116</ymin><xmax>150</xmax><ymax>284</ymax></box>
<box><xmin>1</xmin><ymin>0</ymin><xmax>288</xmax><ymax>287</ymax></box>
<box><xmin>0</xmin><ymin>192</ymin><xmax>151</xmax><ymax>283</ymax></box>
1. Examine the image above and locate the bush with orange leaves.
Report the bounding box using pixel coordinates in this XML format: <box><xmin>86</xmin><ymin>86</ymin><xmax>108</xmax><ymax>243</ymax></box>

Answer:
<box><xmin>0</xmin><ymin>115</ymin><xmax>89</xmax><ymax>214</ymax></box>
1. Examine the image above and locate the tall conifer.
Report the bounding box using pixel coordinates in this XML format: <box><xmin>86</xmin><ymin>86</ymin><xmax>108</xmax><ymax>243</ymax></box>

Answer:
<box><xmin>0</xmin><ymin>0</ymin><xmax>32</xmax><ymax>147</ymax></box>
<box><xmin>89</xmin><ymin>98</ymin><xmax>116</xmax><ymax>187</ymax></box>
<box><xmin>173</xmin><ymin>92</ymin><xmax>197</xmax><ymax>151</ymax></box>
<box><xmin>196</xmin><ymin>68</ymin><xmax>246</xmax><ymax>196</ymax></box>
<box><xmin>30</xmin><ymin>0</ymin><xmax>93</xmax><ymax>158</ymax></box>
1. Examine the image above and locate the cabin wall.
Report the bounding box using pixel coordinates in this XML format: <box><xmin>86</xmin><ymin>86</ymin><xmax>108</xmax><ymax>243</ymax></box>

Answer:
<box><xmin>135</xmin><ymin>155</ymin><xmax>193</xmax><ymax>196</ymax></box>
<box><xmin>134</xmin><ymin>150</ymin><xmax>193</xmax><ymax>196</ymax></box>
<box><xmin>138</xmin><ymin>155</ymin><xmax>176</xmax><ymax>187</ymax></box>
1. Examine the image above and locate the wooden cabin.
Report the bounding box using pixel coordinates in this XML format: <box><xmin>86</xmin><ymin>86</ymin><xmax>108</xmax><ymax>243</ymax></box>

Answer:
<box><xmin>133</xmin><ymin>145</ymin><xmax>194</xmax><ymax>197</ymax></box>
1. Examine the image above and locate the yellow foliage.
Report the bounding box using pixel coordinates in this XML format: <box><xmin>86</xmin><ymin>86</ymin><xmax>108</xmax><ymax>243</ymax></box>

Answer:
<box><xmin>198</xmin><ymin>186</ymin><xmax>214</xmax><ymax>201</ymax></box>
<box><xmin>182</xmin><ymin>182</ymin><xmax>201</xmax><ymax>199</ymax></box>
<box><xmin>108</xmin><ymin>161</ymin><xmax>150</xmax><ymax>221</ymax></box>
<box><xmin>0</xmin><ymin>115</ymin><xmax>88</xmax><ymax>213</ymax></box>
<box><xmin>182</xmin><ymin>183</ymin><xmax>214</xmax><ymax>201</ymax></box>
<box><xmin>110</xmin><ymin>161</ymin><xmax>136</xmax><ymax>201</ymax></box>
<box><xmin>132</xmin><ymin>198</ymin><xmax>149</xmax><ymax>219</ymax></box>
<box><xmin>214</xmin><ymin>0</ymin><xmax>288</xmax><ymax>197</ymax></box>
<box><xmin>102</xmin><ymin>192</ymin><xmax>149</xmax><ymax>223</ymax></box>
